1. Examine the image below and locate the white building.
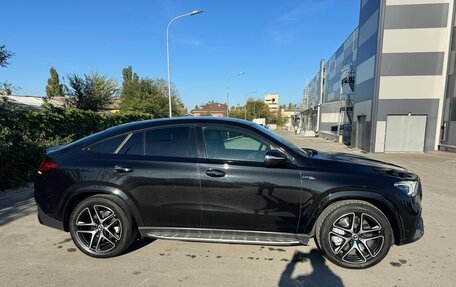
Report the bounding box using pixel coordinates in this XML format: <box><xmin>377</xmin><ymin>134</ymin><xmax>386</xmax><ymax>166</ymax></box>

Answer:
<box><xmin>264</xmin><ymin>93</ymin><xmax>279</xmax><ymax>113</ymax></box>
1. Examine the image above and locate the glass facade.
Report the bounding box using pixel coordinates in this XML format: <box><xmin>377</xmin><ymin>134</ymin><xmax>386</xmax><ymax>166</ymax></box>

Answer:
<box><xmin>324</xmin><ymin>29</ymin><xmax>358</xmax><ymax>103</ymax></box>
<box><xmin>442</xmin><ymin>25</ymin><xmax>456</xmax><ymax>147</ymax></box>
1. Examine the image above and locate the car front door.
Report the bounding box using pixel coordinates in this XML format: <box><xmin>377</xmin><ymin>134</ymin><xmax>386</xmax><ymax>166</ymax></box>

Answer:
<box><xmin>103</xmin><ymin>125</ymin><xmax>202</xmax><ymax>228</ymax></box>
<box><xmin>196</xmin><ymin>124</ymin><xmax>302</xmax><ymax>233</ymax></box>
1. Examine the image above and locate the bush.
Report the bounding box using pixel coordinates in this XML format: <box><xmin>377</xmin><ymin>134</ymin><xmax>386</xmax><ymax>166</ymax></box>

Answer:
<box><xmin>0</xmin><ymin>105</ymin><xmax>152</xmax><ymax>190</ymax></box>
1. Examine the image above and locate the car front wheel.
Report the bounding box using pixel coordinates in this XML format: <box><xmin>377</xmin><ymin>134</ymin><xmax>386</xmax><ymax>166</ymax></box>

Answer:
<box><xmin>69</xmin><ymin>195</ymin><xmax>137</xmax><ymax>258</ymax></box>
<box><xmin>315</xmin><ymin>200</ymin><xmax>393</xmax><ymax>269</ymax></box>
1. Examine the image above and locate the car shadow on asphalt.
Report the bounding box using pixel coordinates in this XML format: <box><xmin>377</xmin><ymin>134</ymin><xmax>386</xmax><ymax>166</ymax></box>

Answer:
<box><xmin>122</xmin><ymin>237</ymin><xmax>156</xmax><ymax>255</ymax></box>
<box><xmin>278</xmin><ymin>249</ymin><xmax>344</xmax><ymax>287</ymax></box>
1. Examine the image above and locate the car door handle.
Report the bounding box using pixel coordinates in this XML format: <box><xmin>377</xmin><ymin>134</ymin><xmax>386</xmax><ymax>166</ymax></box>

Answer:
<box><xmin>206</xmin><ymin>169</ymin><xmax>226</xmax><ymax>177</ymax></box>
<box><xmin>114</xmin><ymin>165</ymin><xmax>134</xmax><ymax>173</ymax></box>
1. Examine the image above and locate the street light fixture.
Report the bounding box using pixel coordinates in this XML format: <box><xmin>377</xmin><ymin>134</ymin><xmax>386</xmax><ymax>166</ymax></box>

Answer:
<box><xmin>226</xmin><ymin>72</ymin><xmax>245</xmax><ymax>116</ymax></box>
<box><xmin>166</xmin><ymin>10</ymin><xmax>204</xmax><ymax>118</ymax></box>
<box><xmin>244</xmin><ymin>90</ymin><xmax>258</xmax><ymax>120</ymax></box>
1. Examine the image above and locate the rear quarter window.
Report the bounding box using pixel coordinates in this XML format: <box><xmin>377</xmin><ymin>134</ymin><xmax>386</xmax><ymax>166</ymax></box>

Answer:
<box><xmin>117</xmin><ymin>132</ymin><xmax>144</xmax><ymax>155</ymax></box>
<box><xmin>88</xmin><ymin>135</ymin><xmax>127</xmax><ymax>154</ymax></box>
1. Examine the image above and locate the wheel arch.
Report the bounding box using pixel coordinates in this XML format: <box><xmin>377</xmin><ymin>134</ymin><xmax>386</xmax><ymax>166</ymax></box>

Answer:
<box><xmin>303</xmin><ymin>191</ymin><xmax>404</xmax><ymax>245</ymax></box>
<box><xmin>62</xmin><ymin>184</ymin><xmax>143</xmax><ymax>232</ymax></box>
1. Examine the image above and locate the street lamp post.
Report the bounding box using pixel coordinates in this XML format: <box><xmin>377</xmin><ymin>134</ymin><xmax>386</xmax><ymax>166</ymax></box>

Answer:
<box><xmin>226</xmin><ymin>72</ymin><xmax>245</xmax><ymax>116</ymax></box>
<box><xmin>244</xmin><ymin>90</ymin><xmax>258</xmax><ymax>120</ymax></box>
<box><xmin>166</xmin><ymin>10</ymin><xmax>203</xmax><ymax>118</ymax></box>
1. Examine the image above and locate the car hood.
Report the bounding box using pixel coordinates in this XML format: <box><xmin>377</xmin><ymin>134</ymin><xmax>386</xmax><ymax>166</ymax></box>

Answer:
<box><xmin>311</xmin><ymin>151</ymin><xmax>403</xmax><ymax>169</ymax></box>
<box><xmin>309</xmin><ymin>150</ymin><xmax>418</xmax><ymax>180</ymax></box>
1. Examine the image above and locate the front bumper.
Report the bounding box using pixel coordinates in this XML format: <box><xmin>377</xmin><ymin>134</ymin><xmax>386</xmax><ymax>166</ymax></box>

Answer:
<box><xmin>394</xmin><ymin>177</ymin><xmax>424</xmax><ymax>245</ymax></box>
<box><xmin>396</xmin><ymin>193</ymin><xmax>424</xmax><ymax>245</ymax></box>
<box><xmin>411</xmin><ymin>216</ymin><xmax>424</xmax><ymax>242</ymax></box>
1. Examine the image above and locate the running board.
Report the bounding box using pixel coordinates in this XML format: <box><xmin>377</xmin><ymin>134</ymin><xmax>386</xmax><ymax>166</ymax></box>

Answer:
<box><xmin>139</xmin><ymin>227</ymin><xmax>309</xmax><ymax>246</ymax></box>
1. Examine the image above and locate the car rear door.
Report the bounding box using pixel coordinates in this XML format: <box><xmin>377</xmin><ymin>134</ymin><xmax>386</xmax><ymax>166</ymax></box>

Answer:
<box><xmin>102</xmin><ymin>124</ymin><xmax>202</xmax><ymax>228</ymax></box>
<box><xmin>196</xmin><ymin>124</ymin><xmax>302</xmax><ymax>233</ymax></box>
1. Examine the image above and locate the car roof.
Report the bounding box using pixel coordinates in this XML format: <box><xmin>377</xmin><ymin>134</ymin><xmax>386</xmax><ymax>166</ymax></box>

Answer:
<box><xmin>61</xmin><ymin>117</ymin><xmax>262</xmax><ymax>151</ymax></box>
<box><xmin>110</xmin><ymin>116</ymin><xmax>259</xmax><ymax>134</ymax></box>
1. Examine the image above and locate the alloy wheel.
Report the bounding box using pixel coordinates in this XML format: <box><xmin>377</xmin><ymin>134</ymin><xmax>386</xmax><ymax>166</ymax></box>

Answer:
<box><xmin>74</xmin><ymin>205</ymin><xmax>122</xmax><ymax>253</ymax></box>
<box><xmin>328</xmin><ymin>212</ymin><xmax>385</xmax><ymax>264</ymax></box>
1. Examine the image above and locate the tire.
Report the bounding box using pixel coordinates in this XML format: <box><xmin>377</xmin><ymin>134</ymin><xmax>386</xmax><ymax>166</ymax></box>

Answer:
<box><xmin>315</xmin><ymin>200</ymin><xmax>393</xmax><ymax>269</ymax></box>
<box><xmin>69</xmin><ymin>195</ymin><xmax>137</xmax><ymax>258</ymax></box>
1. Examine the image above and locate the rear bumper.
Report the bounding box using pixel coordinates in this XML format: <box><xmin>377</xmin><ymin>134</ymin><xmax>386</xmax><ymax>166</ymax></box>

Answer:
<box><xmin>34</xmin><ymin>172</ymin><xmax>67</xmax><ymax>231</ymax></box>
<box><xmin>37</xmin><ymin>204</ymin><xmax>64</xmax><ymax>231</ymax></box>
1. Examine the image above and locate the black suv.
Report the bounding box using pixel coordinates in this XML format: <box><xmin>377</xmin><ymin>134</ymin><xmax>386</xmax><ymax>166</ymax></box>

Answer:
<box><xmin>34</xmin><ymin>117</ymin><xmax>423</xmax><ymax>269</ymax></box>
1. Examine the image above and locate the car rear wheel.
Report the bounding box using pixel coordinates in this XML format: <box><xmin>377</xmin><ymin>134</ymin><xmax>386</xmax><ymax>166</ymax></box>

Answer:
<box><xmin>315</xmin><ymin>200</ymin><xmax>393</xmax><ymax>269</ymax></box>
<box><xmin>69</xmin><ymin>195</ymin><xmax>137</xmax><ymax>258</ymax></box>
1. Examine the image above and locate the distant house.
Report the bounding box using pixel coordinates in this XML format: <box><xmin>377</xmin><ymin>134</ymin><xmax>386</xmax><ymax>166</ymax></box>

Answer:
<box><xmin>103</xmin><ymin>97</ymin><xmax>121</xmax><ymax>114</ymax></box>
<box><xmin>191</xmin><ymin>101</ymin><xmax>227</xmax><ymax>117</ymax></box>
<box><xmin>2</xmin><ymin>95</ymin><xmax>121</xmax><ymax>113</ymax></box>
<box><xmin>1</xmin><ymin>95</ymin><xmax>66</xmax><ymax>109</ymax></box>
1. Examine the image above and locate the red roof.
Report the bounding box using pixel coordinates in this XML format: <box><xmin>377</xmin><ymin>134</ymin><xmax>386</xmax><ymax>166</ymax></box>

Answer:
<box><xmin>191</xmin><ymin>102</ymin><xmax>227</xmax><ymax>113</ymax></box>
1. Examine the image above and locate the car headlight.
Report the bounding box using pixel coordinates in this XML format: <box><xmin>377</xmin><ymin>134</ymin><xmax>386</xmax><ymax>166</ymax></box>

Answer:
<box><xmin>394</xmin><ymin>181</ymin><xmax>418</xmax><ymax>196</ymax></box>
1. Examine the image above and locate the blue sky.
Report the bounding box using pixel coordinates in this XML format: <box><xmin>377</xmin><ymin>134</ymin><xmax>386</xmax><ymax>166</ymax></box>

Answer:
<box><xmin>1</xmin><ymin>0</ymin><xmax>359</xmax><ymax>110</ymax></box>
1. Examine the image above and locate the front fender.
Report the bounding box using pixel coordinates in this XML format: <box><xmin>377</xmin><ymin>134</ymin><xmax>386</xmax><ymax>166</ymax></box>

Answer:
<box><xmin>298</xmin><ymin>190</ymin><xmax>404</xmax><ymax>244</ymax></box>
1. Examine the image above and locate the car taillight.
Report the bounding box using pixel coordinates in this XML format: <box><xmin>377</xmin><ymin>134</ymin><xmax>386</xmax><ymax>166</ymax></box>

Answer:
<box><xmin>38</xmin><ymin>160</ymin><xmax>59</xmax><ymax>174</ymax></box>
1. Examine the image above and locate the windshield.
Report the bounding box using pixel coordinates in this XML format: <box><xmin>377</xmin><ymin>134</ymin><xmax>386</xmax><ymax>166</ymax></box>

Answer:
<box><xmin>252</xmin><ymin>124</ymin><xmax>309</xmax><ymax>157</ymax></box>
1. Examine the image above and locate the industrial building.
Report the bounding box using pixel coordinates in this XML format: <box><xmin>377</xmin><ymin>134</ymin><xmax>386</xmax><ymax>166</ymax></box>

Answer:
<box><xmin>302</xmin><ymin>0</ymin><xmax>456</xmax><ymax>152</ymax></box>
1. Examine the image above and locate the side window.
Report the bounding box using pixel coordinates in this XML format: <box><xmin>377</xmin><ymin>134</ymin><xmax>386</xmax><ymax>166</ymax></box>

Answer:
<box><xmin>223</xmin><ymin>131</ymin><xmax>268</xmax><ymax>151</ymax></box>
<box><xmin>118</xmin><ymin>132</ymin><xmax>144</xmax><ymax>155</ymax></box>
<box><xmin>145</xmin><ymin>127</ymin><xmax>190</xmax><ymax>158</ymax></box>
<box><xmin>89</xmin><ymin>135</ymin><xmax>127</xmax><ymax>154</ymax></box>
<box><xmin>203</xmin><ymin>127</ymin><xmax>270</xmax><ymax>162</ymax></box>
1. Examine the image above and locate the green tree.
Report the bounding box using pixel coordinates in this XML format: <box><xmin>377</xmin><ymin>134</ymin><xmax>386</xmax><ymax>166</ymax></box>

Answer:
<box><xmin>247</xmin><ymin>98</ymin><xmax>271</xmax><ymax>121</ymax></box>
<box><xmin>120</xmin><ymin>66</ymin><xmax>140</xmax><ymax>101</ymax></box>
<box><xmin>269</xmin><ymin>111</ymin><xmax>286</xmax><ymax>126</ymax></box>
<box><xmin>0</xmin><ymin>45</ymin><xmax>14</xmax><ymax>68</ymax></box>
<box><xmin>226</xmin><ymin>106</ymin><xmax>244</xmax><ymax>119</ymax></box>
<box><xmin>227</xmin><ymin>99</ymin><xmax>272</xmax><ymax>122</ymax></box>
<box><xmin>45</xmin><ymin>67</ymin><xmax>65</xmax><ymax>99</ymax></box>
<box><xmin>120</xmin><ymin>66</ymin><xmax>185</xmax><ymax>117</ymax></box>
<box><xmin>66</xmin><ymin>72</ymin><xmax>118</xmax><ymax>111</ymax></box>
<box><xmin>0</xmin><ymin>82</ymin><xmax>12</xmax><ymax>96</ymax></box>
<box><xmin>0</xmin><ymin>81</ymin><xmax>20</xmax><ymax>96</ymax></box>
<box><xmin>0</xmin><ymin>45</ymin><xmax>18</xmax><ymax>98</ymax></box>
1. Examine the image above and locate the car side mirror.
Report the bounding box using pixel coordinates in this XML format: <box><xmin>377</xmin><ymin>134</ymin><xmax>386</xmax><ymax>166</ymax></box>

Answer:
<box><xmin>264</xmin><ymin>150</ymin><xmax>288</xmax><ymax>167</ymax></box>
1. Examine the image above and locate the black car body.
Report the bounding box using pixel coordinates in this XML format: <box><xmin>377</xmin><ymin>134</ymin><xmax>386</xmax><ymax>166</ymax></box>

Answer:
<box><xmin>34</xmin><ymin>117</ymin><xmax>423</xmax><ymax>268</ymax></box>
